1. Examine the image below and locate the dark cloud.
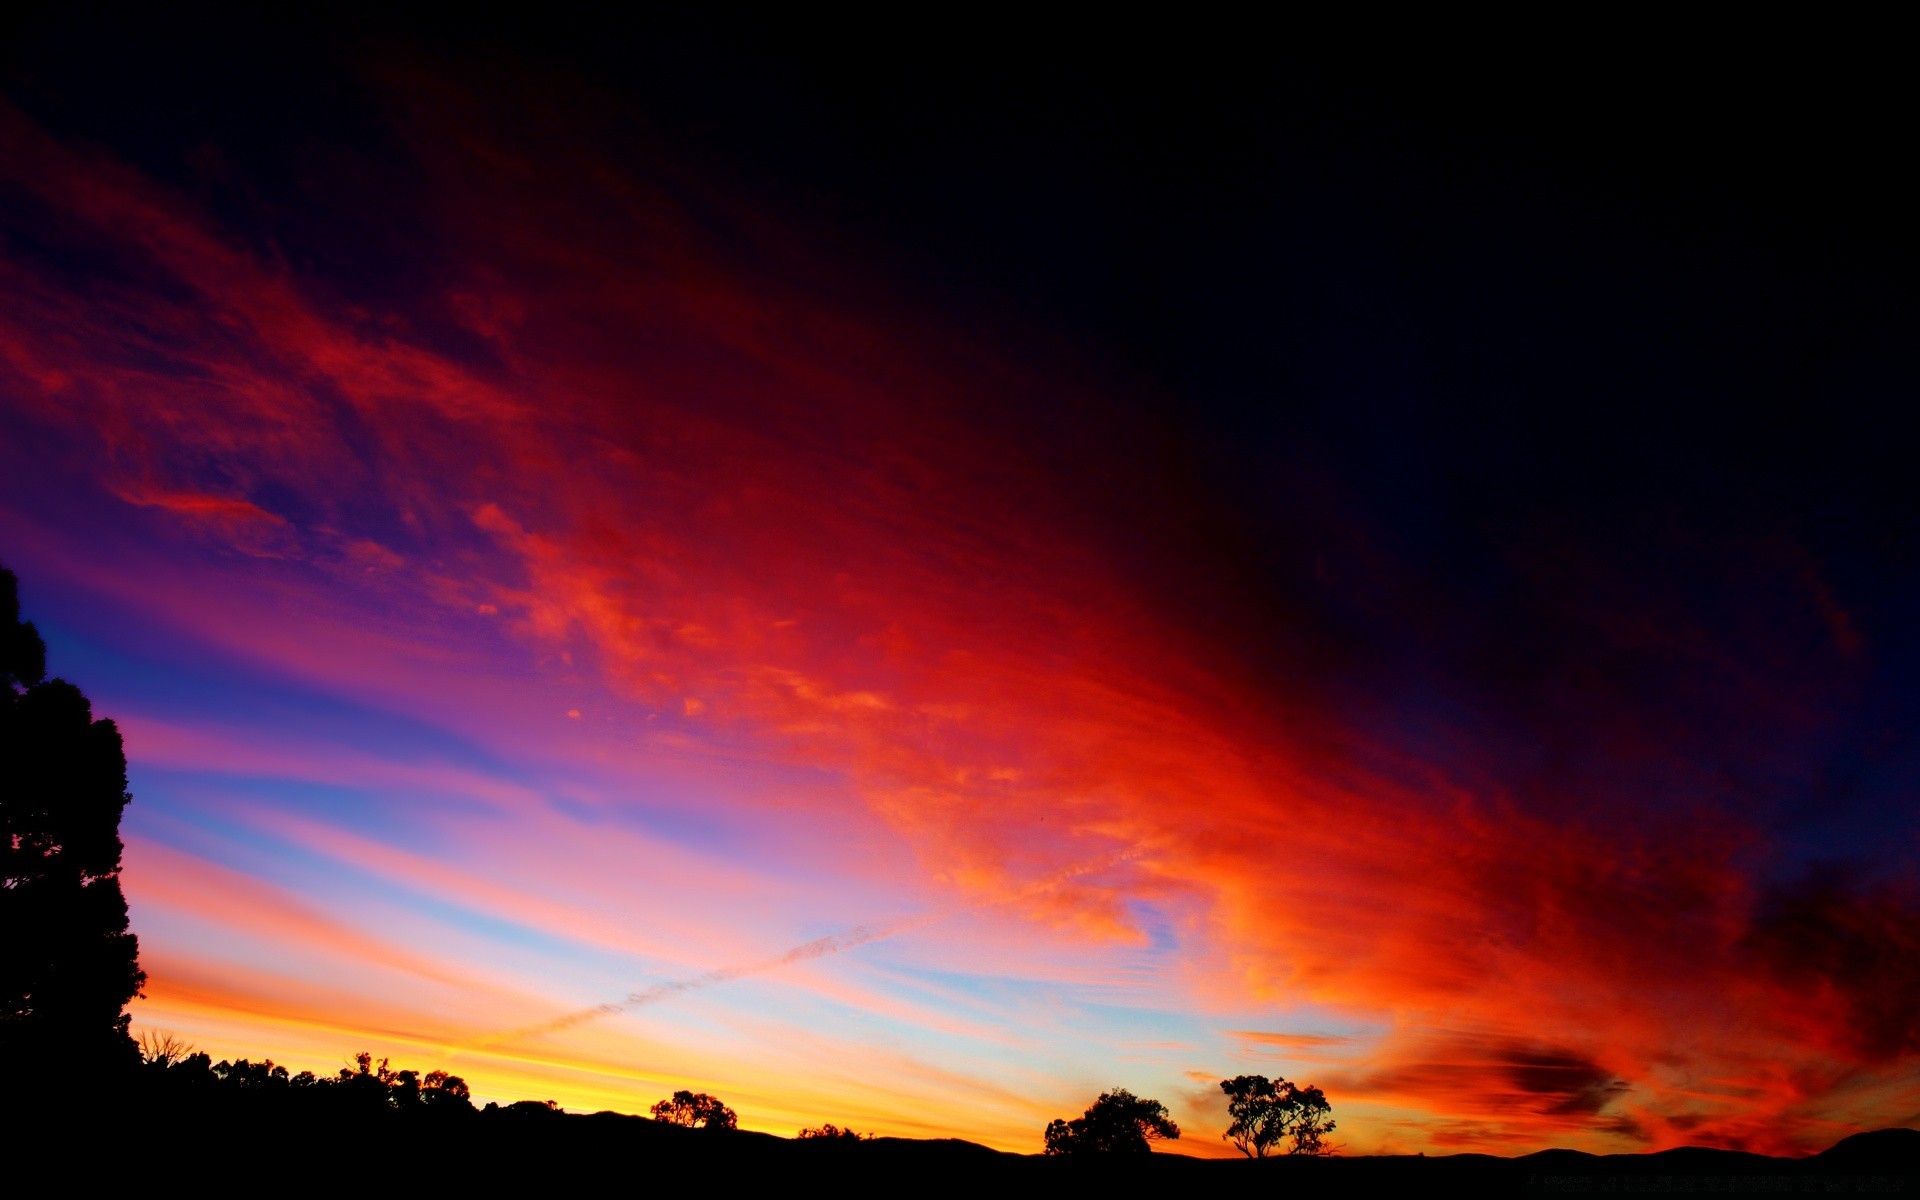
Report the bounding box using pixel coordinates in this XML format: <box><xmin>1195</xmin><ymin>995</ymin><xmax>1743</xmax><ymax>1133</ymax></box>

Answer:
<box><xmin>1502</xmin><ymin>1048</ymin><xmax>1630</xmax><ymax>1117</ymax></box>
<box><xmin>1339</xmin><ymin>1036</ymin><xmax>1630</xmax><ymax>1125</ymax></box>
<box><xmin>1743</xmin><ymin>868</ymin><xmax>1920</xmax><ymax>1061</ymax></box>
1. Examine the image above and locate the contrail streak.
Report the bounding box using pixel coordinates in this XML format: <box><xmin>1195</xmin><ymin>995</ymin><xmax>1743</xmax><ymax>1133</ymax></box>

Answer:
<box><xmin>454</xmin><ymin>844</ymin><xmax>1146</xmax><ymax>1054</ymax></box>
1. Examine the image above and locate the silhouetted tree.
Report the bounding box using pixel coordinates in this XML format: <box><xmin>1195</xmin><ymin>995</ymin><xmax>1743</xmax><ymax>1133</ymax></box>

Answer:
<box><xmin>1285</xmin><ymin>1083</ymin><xmax>1336</xmax><ymax>1155</ymax></box>
<box><xmin>390</xmin><ymin>1068</ymin><xmax>424</xmax><ymax>1107</ymax></box>
<box><xmin>160</xmin><ymin>1051</ymin><xmax>217</xmax><ymax>1090</ymax></box>
<box><xmin>650</xmin><ymin>1089</ymin><xmax>737</xmax><ymax>1130</ymax></box>
<box><xmin>0</xmin><ymin>566</ymin><xmax>145</xmax><ymax>1086</ymax></box>
<box><xmin>1042</xmin><ymin>1088</ymin><xmax>1180</xmax><ymax>1156</ymax></box>
<box><xmin>338</xmin><ymin>1051</ymin><xmax>399</xmax><ymax>1110</ymax></box>
<box><xmin>798</xmin><ymin>1122</ymin><xmax>869</xmax><ymax>1141</ymax></box>
<box><xmin>1220</xmin><ymin>1074</ymin><xmax>1336</xmax><ymax>1157</ymax></box>
<box><xmin>137</xmin><ymin>1028</ymin><xmax>194</xmax><ymax>1069</ymax></box>
<box><xmin>318</xmin><ymin>1050</ymin><xmax>474</xmax><ymax>1113</ymax></box>
<box><xmin>421</xmin><ymin>1069</ymin><xmax>475</xmax><ymax>1113</ymax></box>
<box><xmin>214</xmin><ymin>1057</ymin><xmax>293</xmax><ymax>1089</ymax></box>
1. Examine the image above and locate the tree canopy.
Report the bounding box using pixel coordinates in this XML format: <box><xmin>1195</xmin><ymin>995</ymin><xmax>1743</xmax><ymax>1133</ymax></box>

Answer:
<box><xmin>1043</xmin><ymin>1088</ymin><xmax>1180</xmax><ymax>1156</ymax></box>
<box><xmin>1220</xmin><ymin>1074</ymin><xmax>1336</xmax><ymax>1157</ymax></box>
<box><xmin>0</xmin><ymin>565</ymin><xmax>145</xmax><ymax>1085</ymax></box>
<box><xmin>650</xmin><ymin>1090</ymin><xmax>737</xmax><ymax>1130</ymax></box>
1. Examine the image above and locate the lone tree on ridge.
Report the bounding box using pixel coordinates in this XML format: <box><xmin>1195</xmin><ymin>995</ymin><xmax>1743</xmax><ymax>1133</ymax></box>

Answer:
<box><xmin>1220</xmin><ymin>1073</ymin><xmax>1337</xmax><ymax>1156</ymax></box>
<box><xmin>651</xmin><ymin>1089</ymin><xmax>738</xmax><ymax>1130</ymax></box>
<box><xmin>1043</xmin><ymin>1088</ymin><xmax>1181</xmax><ymax>1156</ymax></box>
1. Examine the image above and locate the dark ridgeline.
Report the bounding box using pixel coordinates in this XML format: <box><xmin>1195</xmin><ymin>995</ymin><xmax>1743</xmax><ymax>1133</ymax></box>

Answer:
<box><xmin>26</xmin><ymin>1046</ymin><xmax>1920</xmax><ymax>1194</ymax></box>
<box><xmin>0</xmin><ymin>566</ymin><xmax>145</xmax><ymax>1098</ymax></box>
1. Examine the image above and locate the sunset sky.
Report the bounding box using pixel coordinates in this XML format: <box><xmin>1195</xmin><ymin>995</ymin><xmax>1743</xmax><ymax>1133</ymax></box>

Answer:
<box><xmin>3</xmin><ymin>13</ymin><xmax>1916</xmax><ymax>1156</ymax></box>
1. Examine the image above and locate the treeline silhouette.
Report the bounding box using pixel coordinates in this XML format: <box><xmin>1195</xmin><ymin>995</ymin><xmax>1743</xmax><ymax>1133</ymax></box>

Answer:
<box><xmin>133</xmin><ymin>1037</ymin><xmax>483</xmax><ymax>1115</ymax></box>
<box><xmin>38</xmin><ymin>1034</ymin><xmax>1920</xmax><ymax>1192</ymax></box>
<box><xmin>132</xmin><ymin>1036</ymin><xmax>894</xmax><ymax>1141</ymax></box>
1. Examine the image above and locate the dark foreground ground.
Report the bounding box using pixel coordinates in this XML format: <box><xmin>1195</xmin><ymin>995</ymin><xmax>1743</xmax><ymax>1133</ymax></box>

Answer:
<box><xmin>10</xmin><ymin>1099</ymin><xmax>1916</xmax><ymax>1196</ymax></box>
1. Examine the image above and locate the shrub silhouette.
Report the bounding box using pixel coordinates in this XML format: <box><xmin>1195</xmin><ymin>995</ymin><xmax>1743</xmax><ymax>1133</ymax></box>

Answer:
<box><xmin>651</xmin><ymin>1089</ymin><xmax>737</xmax><ymax>1130</ymax></box>
<box><xmin>1043</xmin><ymin>1088</ymin><xmax>1180</xmax><ymax>1156</ymax></box>
<box><xmin>1220</xmin><ymin>1074</ymin><xmax>1336</xmax><ymax>1156</ymax></box>
<box><xmin>0</xmin><ymin>565</ymin><xmax>145</xmax><ymax>1088</ymax></box>
<box><xmin>798</xmin><ymin>1122</ymin><xmax>869</xmax><ymax>1141</ymax></box>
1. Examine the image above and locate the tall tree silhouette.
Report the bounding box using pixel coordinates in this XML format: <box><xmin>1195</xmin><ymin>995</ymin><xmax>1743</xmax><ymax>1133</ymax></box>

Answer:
<box><xmin>0</xmin><ymin>566</ymin><xmax>145</xmax><ymax>1086</ymax></box>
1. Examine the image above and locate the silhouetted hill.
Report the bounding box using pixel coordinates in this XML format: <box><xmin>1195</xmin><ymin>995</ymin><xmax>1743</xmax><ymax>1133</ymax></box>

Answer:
<box><xmin>1515</xmin><ymin>1144</ymin><xmax>1792</xmax><ymax>1175</ymax></box>
<box><xmin>1814</xmin><ymin>1128</ymin><xmax>1920</xmax><ymax>1170</ymax></box>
